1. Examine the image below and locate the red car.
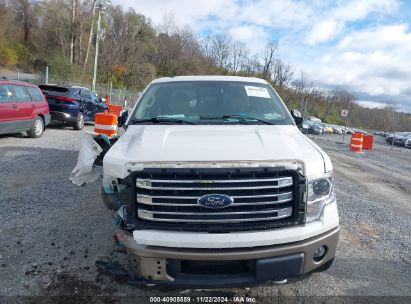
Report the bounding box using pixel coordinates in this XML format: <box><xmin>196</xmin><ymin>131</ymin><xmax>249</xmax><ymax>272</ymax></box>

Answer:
<box><xmin>0</xmin><ymin>79</ymin><xmax>50</xmax><ymax>138</ymax></box>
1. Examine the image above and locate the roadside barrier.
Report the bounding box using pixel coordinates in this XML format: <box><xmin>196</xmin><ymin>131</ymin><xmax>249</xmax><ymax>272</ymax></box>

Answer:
<box><xmin>94</xmin><ymin>111</ymin><xmax>117</xmax><ymax>137</ymax></box>
<box><xmin>363</xmin><ymin>135</ymin><xmax>374</xmax><ymax>150</ymax></box>
<box><xmin>350</xmin><ymin>133</ymin><xmax>364</xmax><ymax>152</ymax></box>
<box><xmin>107</xmin><ymin>104</ymin><xmax>123</xmax><ymax>117</ymax></box>
<box><xmin>102</xmin><ymin>95</ymin><xmax>123</xmax><ymax>117</ymax></box>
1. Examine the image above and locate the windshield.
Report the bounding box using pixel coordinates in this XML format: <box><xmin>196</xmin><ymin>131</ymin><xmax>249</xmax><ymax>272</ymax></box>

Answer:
<box><xmin>129</xmin><ymin>81</ymin><xmax>294</xmax><ymax>125</ymax></box>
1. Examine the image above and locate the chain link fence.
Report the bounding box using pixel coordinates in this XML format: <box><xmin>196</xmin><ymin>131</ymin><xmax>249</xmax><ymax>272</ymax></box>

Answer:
<box><xmin>1</xmin><ymin>68</ymin><xmax>140</xmax><ymax>110</ymax></box>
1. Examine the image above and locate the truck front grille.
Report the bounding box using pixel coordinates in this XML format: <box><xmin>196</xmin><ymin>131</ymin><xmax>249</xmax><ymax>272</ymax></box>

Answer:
<box><xmin>129</xmin><ymin>168</ymin><xmax>306</xmax><ymax>232</ymax></box>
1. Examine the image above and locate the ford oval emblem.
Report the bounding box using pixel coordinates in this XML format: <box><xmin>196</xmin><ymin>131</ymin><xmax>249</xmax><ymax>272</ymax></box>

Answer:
<box><xmin>197</xmin><ymin>194</ymin><xmax>234</xmax><ymax>209</ymax></box>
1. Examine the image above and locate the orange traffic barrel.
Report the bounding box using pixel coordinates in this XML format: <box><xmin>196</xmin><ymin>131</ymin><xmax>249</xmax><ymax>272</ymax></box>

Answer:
<box><xmin>94</xmin><ymin>111</ymin><xmax>117</xmax><ymax>137</ymax></box>
<box><xmin>363</xmin><ymin>135</ymin><xmax>374</xmax><ymax>150</ymax></box>
<box><xmin>107</xmin><ymin>104</ymin><xmax>123</xmax><ymax>117</ymax></box>
<box><xmin>350</xmin><ymin>133</ymin><xmax>364</xmax><ymax>152</ymax></box>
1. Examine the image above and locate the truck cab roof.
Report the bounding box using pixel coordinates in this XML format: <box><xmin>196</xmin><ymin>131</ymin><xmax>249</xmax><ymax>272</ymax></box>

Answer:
<box><xmin>151</xmin><ymin>75</ymin><xmax>268</xmax><ymax>84</ymax></box>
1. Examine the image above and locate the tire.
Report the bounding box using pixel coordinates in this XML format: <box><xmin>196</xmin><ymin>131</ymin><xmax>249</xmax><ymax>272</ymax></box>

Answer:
<box><xmin>27</xmin><ymin>116</ymin><xmax>44</xmax><ymax>138</ymax></box>
<box><xmin>315</xmin><ymin>258</ymin><xmax>335</xmax><ymax>272</ymax></box>
<box><xmin>73</xmin><ymin>112</ymin><xmax>84</xmax><ymax>130</ymax></box>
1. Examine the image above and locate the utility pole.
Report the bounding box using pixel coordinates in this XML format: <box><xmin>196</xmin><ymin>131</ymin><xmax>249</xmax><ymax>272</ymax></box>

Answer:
<box><xmin>109</xmin><ymin>81</ymin><xmax>112</xmax><ymax>103</ymax></box>
<box><xmin>45</xmin><ymin>66</ymin><xmax>49</xmax><ymax>84</ymax></box>
<box><xmin>91</xmin><ymin>8</ymin><xmax>101</xmax><ymax>92</ymax></box>
<box><xmin>92</xmin><ymin>0</ymin><xmax>110</xmax><ymax>92</ymax></box>
<box><xmin>342</xmin><ymin>101</ymin><xmax>351</xmax><ymax>144</ymax></box>
<box><xmin>391</xmin><ymin>110</ymin><xmax>400</xmax><ymax>149</ymax></box>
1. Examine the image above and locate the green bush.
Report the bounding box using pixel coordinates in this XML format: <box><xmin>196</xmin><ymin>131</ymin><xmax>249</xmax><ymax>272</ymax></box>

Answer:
<box><xmin>46</xmin><ymin>54</ymin><xmax>83</xmax><ymax>84</ymax></box>
<box><xmin>0</xmin><ymin>42</ymin><xmax>33</xmax><ymax>69</ymax></box>
<box><xmin>16</xmin><ymin>43</ymin><xmax>32</xmax><ymax>66</ymax></box>
<box><xmin>0</xmin><ymin>42</ymin><xmax>18</xmax><ymax>66</ymax></box>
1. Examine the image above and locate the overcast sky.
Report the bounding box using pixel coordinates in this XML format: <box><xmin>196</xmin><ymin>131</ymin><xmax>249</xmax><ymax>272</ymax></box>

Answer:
<box><xmin>114</xmin><ymin>0</ymin><xmax>411</xmax><ymax>113</ymax></box>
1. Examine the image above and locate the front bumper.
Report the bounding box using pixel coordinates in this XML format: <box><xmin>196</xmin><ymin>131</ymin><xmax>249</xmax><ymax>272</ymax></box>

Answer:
<box><xmin>50</xmin><ymin>111</ymin><xmax>77</xmax><ymax>123</ymax></box>
<box><xmin>119</xmin><ymin>226</ymin><xmax>339</xmax><ymax>287</ymax></box>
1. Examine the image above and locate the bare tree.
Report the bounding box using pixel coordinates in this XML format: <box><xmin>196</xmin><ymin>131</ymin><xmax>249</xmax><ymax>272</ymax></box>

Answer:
<box><xmin>157</xmin><ymin>11</ymin><xmax>179</xmax><ymax>35</ymax></box>
<box><xmin>12</xmin><ymin>0</ymin><xmax>33</xmax><ymax>47</ymax></box>
<box><xmin>262</xmin><ymin>42</ymin><xmax>277</xmax><ymax>80</ymax></box>
<box><xmin>205</xmin><ymin>32</ymin><xmax>232</xmax><ymax>69</ymax></box>
<box><xmin>292</xmin><ymin>72</ymin><xmax>320</xmax><ymax>117</ymax></box>
<box><xmin>241</xmin><ymin>54</ymin><xmax>262</xmax><ymax>76</ymax></box>
<box><xmin>230</xmin><ymin>41</ymin><xmax>247</xmax><ymax>74</ymax></box>
<box><xmin>272</xmin><ymin>59</ymin><xmax>293</xmax><ymax>87</ymax></box>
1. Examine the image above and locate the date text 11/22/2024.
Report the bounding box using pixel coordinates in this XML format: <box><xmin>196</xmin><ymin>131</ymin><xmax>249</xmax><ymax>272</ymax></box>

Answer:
<box><xmin>149</xmin><ymin>296</ymin><xmax>257</xmax><ymax>303</ymax></box>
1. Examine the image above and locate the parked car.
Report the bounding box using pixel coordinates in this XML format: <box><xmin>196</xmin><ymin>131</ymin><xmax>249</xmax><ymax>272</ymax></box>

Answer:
<box><xmin>73</xmin><ymin>75</ymin><xmax>339</xmax><ymax>286</ymax></box>
<box><xmin>342</xmin><ymin>127</ymin><xmax>353</xmax><ymax>134</ymax></box>
<box><xmin>385</xmin><ymin>133</ymin><xmax>394</xmax><ymax>144</ymax></box>
<box><xmin>306</xmin><ymin>116</ymin><xmax>322</xmax><ymax>124</ymax></box>
<box><xmin>385</xmin><ymin>132</ymin><xmax>409</xmax><ymax>145</ymax></box>
<box><xmin>314</xmin><ymin>124</ymin><xmax>323</xmax><ymax>134</ymax></box>
<box><xmin>393</xmin><ymin>132</ymin><xmax>411</xmax><ymax>146</ymax></box>
<box><xmin>301</xmin><ymin>121</ymin><xmax>309</xmax><ymax>133</ymax></box>
<box><xmin>331</xmin><ymin>125</ymin><xmax>342</xmax><ymax>135</ymax></box>
<box><xmin>322</xmin><ymin>124</ymin><xmax>334</xmax><ymax>134</ymax></box>
<box><xmin>405</xmin><ymin>137</ymin><xmax>411</xmax><ymax>148</ymax></box>
<box><xmin>353</xmin><ymin>128</ymin><xmax>367</xmax><ymax>134</ymax></box>
<box><xmin>0</xmin><ymin>79</ymin><xmax>50</xmax><ymax>138</ymax></box>
<box><xmin>302</xmin><ymin>120</ymin><xmax>322</xmax><ymax>134</ymax></box>
<box><xmin>340</xmin><ymin>126</ymin><xmax>349</xmax><ymax>134</ymax></box>
<box><xmin>39</xmin><ymin>85</ymin><xmax>107</xmax><ymax>130</ymax></box>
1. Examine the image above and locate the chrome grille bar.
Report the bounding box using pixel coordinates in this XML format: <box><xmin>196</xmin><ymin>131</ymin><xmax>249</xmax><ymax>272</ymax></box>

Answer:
<box><xmin>137</xmin><ymin>192</ymin><xmax>293</xmax><ymax>206</ymax></box>
<box><xmin>136</xmin><ymin>177</ymin><xmax>293</xmax><ymax>190</ymax></box>
<box><xmin>137</xmin><ymin>192</ymin><xmax>293</xmax><ymax>202</ymax></box>
<box><xmin>138</xmin><ymin>207</ymin><xmax>292</xmax><ymax>223</ymax></box>
<box><xmin>137</xmin><ymin>177</ymin><xmax>292</xmax><ymax>184</ymax></box>
<box><xmin>138</xmin><ymin>185</ymin><xmax>288</xmax><ymax>190</ymax></box>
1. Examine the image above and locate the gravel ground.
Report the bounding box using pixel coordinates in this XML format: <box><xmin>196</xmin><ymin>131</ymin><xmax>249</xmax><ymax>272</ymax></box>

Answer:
<box><xmin>0</xmin><ymin>128</ymin><xmax>410</xmax><ymax>303</ymax></box>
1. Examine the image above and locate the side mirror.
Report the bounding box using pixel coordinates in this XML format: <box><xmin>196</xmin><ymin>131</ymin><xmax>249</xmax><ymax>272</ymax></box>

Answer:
<box><xmin>117</xmin><ymin>110</ymin><xmax>128</xmax><ymax>127</ymax></box>
<box><xmin>291</xmin><ymin>109</ymin><xmax>303</xmax><ymax>127</ymax></box>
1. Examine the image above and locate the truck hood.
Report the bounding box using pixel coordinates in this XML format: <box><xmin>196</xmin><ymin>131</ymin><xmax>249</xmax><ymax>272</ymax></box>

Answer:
<box><xmin>103</xmin><ymin>125</ymin><xmax>332</xmax><ymax>178</ymax></box>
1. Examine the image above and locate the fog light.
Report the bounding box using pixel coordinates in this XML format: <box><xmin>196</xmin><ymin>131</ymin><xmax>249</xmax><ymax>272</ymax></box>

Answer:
<box><xmin>313</xmin><ymin>246</ymin><xmax>327</xmax><ymax>262</ymax></box>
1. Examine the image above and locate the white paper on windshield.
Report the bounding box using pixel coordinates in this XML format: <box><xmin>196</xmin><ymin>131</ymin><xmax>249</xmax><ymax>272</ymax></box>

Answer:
<box><xmin>244</xmin><ymin>86</ymin><xmax>270</xmax><ymax>98</ymax></box>
<box><xmin>159</xmin><ymin>114</ymin><xmax>186</xmax><ymax>118</ymax></box>
<box><xmin>264</xmin><ymin>113</ymin><xmax>282</xmax><ymax>120</ymax></box>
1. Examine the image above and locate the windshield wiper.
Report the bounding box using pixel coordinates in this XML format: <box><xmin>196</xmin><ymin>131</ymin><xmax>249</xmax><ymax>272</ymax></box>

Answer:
<box><xmin>129</xmin><ymin>117</ymin><xmax>196</xmax><ymax>125</ymax></box>
<box><xmin>129</xmin><ymin>116</ymin><xmax>196</xmax><ymax>125</ymax></box>
<box><xmin>200</xmin><ymin>114</ymin><xmax>275</xmax><ymax>125</ymax></box>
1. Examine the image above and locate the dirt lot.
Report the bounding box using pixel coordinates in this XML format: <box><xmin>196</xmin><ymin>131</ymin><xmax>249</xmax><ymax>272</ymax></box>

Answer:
<box><xmin>0</xmin><ymin>127</ymin><xmax>410</xmax><ymax>303</ymax></box>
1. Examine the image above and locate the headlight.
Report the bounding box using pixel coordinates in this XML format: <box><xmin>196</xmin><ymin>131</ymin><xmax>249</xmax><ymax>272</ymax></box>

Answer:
<box><xmin>306</xmin><ymin>172</ymin><xmax>335</xmax><ymax>223</ymax></box>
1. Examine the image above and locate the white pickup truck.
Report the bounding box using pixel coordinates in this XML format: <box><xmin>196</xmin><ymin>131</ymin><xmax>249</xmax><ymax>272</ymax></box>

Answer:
<box><xmin>82</xmin><ymin>76</ymin><xmax>339</xmax><ymax>287</ymax></box>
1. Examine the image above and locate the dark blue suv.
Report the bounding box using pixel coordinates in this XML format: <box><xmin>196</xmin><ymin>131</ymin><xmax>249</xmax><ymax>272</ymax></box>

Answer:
<box><xmin>39</xmin><ymin>85</ymin><xmax>107</xmax><ymax>130</ymax></box>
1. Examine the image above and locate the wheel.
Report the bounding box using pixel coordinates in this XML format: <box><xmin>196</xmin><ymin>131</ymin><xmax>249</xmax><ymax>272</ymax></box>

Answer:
<box><xmin>315</xmin><ymin>258</ymin><xmax>335</xmax><ymax>272</ymax></box>
<box><xmin>73</xmin><ymin>112</ymin><xmax>84</xmax><ymax>130</ymax></box>
<box><xmin>27</xmin><ymin>116</ymin><xmax>44</xmax><ymax>138</ymax></box>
